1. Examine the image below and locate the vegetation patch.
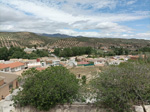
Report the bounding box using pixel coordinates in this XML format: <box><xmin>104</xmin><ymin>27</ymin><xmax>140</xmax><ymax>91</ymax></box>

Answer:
<box><xmin>13</xmin><ymin>66</ymin><xmax>79</xmax><ymax>111</ymax></box>
<box><xmin>54</xmin><ymin>47</ymin><xmax>93</xmax><ymax>57</ymax></box>
<box><xmin>91</xmin><ymin>61</ymin><xmax>150</xmax><ymax>112</ymax></box>
<box><xmin>0</xmin><ymin>47</ymin><xmax>49</xmax><ymax>60</ymax></box>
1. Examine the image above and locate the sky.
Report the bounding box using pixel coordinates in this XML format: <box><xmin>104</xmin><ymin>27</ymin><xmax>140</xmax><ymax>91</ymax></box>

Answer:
<box><xmin>0</xmin><ymin>0</ymin><xmax>150</xmax><ymax>39</ymax></box>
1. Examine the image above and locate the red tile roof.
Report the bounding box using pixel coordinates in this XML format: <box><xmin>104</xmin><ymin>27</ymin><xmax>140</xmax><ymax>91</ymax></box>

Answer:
<box><xmin>7</xmin><ymin>62</ymin><xmax>25</xmax><ymax>68</ymax></box>
<box><xmin>77</xmin><ymin>61</ymin><xmax>89</xmax><ymax>65</ymax></box>
<box><xmin>0</xmin><ymin>63</ymin><xmax>9</xmax><ymax>69</ymax></box>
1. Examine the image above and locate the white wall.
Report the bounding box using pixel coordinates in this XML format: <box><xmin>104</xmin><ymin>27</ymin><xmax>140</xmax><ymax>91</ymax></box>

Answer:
<box><xmin>11</xmin><ymin>65</ymin><xmax>25</xmax><ymax>72</ymax></box>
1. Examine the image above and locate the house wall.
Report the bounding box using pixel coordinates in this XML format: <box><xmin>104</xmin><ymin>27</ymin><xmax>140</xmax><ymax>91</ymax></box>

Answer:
<box><xmin>0</xmin><ymin>79</ymin><xmax>18</xmax><ymax>100</ymax></box>
<box><xmin>28</xmin><ymin>62</ymin><xmax>41</xmax><ymax>68</ymax></box>
<box><xmin>5</xmin><ymin>68</ymin><xmax>10</xmax><ymax>72</ymax></box>
<box><xmin>12</xmin><ymin>80</ymin><xmax>18</xmax><ymax>89</ymax></box>
<box><xmin>11</xmin><ymin>65</ymin><xmax>25</xmax><ymax>72</ymax></box>
<box><xmin>0</xmin><ymin>80</ymin><xmax>4</xmax><ymax>86</ymax></box>
<box><xmin>52</xmin><ymin>61</ymin><xmax>60</xmax><ymax>66</ymax></box>
<box><xmin>11</xmin><ymin>68</ymin><xmax>15</xmax><ymax>72</ymax></box>
<box><xmin>0</xmin><ymin>67</ymin><xmax>10</xmax><ymax>72</ymax></box>
<box><xmin>21</xmin><ymin>65</ymin><xmax>25</xmax><ymax>69</ymax></box>
<box><xmin>0</xmin><ymin>84</ymin><xmax>9</xmax><ymax>100</ymax></box>
<box><xmin>94</xmin><ymin>61</ymin><xmax>105</xmax><ymax>65</ymax></box>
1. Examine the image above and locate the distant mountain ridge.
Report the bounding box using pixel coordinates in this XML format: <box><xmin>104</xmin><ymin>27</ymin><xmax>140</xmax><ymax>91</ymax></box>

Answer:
<box><xmin>39</xmin><ymin>33</ymin><xmax>73</xmax><ymax>38</ymax></box>
<box><xmin>38</xmin><ymin>33</ymin><xmax>83</xmax><ymax>38</ymax></box>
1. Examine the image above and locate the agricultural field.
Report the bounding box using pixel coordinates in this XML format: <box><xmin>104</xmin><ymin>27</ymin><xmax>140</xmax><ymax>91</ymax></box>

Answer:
<box><xmin>69</xmin><ymin>66</ymin><xmax>101</xmax><ymax>82</ymax></box>
<box><xmin>1</xmin><ymin>32</ymin><xmax>150</xmax><ymax>49</ymax></box>
<box><xmin>0</xmin><ymin>35</ymin><xmax>21</xmax><ymax>47</ymax></box>
<box><xmin>0</xmin><ymin>32</ymin><xmax>58</xmax><ymax>48</ymax></box>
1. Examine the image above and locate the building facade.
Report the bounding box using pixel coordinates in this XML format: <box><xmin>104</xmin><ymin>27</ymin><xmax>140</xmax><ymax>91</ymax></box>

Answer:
<box><xmin>0</xmin><ymin>72</ymin><xmax>19</xmax><ymax>100</ymax></box>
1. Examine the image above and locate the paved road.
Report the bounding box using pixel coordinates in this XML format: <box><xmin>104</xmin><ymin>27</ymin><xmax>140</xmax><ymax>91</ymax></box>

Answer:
<box><xmin>0</xmin><ymin>88</ymin><xmax>20</xmax><ymax>112</ymax></box>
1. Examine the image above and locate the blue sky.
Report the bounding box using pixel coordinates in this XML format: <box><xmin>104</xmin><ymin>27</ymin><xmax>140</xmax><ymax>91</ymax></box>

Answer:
<box><xmin>0</xmin><ymin>0</ymin><xmax>150</xmax><ymax>39</ymax></box>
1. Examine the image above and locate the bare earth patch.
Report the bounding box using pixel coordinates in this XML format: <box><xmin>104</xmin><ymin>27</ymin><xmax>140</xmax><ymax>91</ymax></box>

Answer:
<box><xmin>69</xmin><ymin>66</ymin><xmax>101</xmax><ymax>82</ymax></box>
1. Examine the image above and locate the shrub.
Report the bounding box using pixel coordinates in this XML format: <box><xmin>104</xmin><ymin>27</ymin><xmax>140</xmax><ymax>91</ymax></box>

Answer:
<box><xmin>81</xmin><ymin>75</ymin><xmax>86</xmax><ymax>85</ymax></box>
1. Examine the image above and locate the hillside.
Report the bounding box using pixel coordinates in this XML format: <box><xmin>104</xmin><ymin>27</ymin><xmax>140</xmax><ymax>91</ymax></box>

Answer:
<box><xmin>51</xmin><ymin>37</ymin><xmax>150</xmax><ymax>49</ymax></box>
<box><xmin>0</xmin><ymin>32</ymin><xmax>150</xmax><ymax>49</ymax></box>
<box><xmin>0</xmin><ymin>32</ymin><xmax>58</xmax><ymax>48</ymax></box>
<box><xmin>39</xmin><ymin>33</ymin><xmax>75</xmax><ymax>38</ymax></box>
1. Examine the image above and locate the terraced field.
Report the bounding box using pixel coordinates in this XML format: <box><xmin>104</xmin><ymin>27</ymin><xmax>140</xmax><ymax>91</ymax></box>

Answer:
<box><xmin>52</xmin><ymin>38</ymin><xmax>102</xmax><ymax>48</ymax></box>
<box><xmin>0</xmin><ymin>32</ymin><xmax>58</xmax><ymax>48</ymax></box>
<box><xmin>0</xmin><ymin>35</ymin><xmax>21</xmax><ymax>47</ymax></box>
<box><xmin>1</xmin><ymin>32</ymin><xmax>150</xmax><ymax>49</ymax></box>
<box><xmin>51</xmin><ymin>37</ymin><xmax>150</xmax><ymax>49</ymax></box>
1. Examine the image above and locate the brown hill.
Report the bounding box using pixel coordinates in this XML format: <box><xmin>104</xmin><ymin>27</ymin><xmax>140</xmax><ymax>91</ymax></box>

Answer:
<box><xmin>0</xmin><ymin>32</ymin><xmax>58</xmax><ymax>48</ymax></box>
<box><xmin>0</xmin><ymin>32</ymin><xmax>150</xmax><ymax>49</ymax></box>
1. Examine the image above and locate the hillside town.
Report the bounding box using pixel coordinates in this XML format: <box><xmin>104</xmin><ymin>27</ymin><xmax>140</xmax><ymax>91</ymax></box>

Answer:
<box><xmin>0</xmin><ymin>50</ymin><xmax>142</xmax><ymax>98</ymax></box>
<box><xmin>1</xmin><ymin>0</ymin><xmax>150</xmax><ymax>111</ymax></box>
<box><xmin>0</xmin><ymin>44</ymin><xmax>148</xmax><ymax>112</ymax></box>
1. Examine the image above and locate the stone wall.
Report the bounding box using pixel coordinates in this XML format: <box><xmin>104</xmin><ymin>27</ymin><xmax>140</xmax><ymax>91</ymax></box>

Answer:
<box><xmin>14</xmin><ymin>104</ymin><xmax>107</xmax><ymax>112</ymax></box>
<box><xmin>134</xmin><ymin>105</ymin><xmax>150</xmax><ymax>112</ymax></box>
<box><xmin>13</xmin><ymin>104</ymin><xmax>150</xmax><ymax>112</ymax></box>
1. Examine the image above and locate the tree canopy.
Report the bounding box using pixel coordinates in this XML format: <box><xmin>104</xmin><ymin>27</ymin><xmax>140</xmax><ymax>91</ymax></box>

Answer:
<box><xmin>13</xmin><ymin>66</ymin><xmax>79</xmax><ymax>111</ymax></box>
<box><xmin>140</xmin><ymin>47</ymin><xmax>150</xmax><ymax>52</ymax></box>
<box><xmin>91</xmin><ymin>61</ymin><xmax>150</xmax><ymax>112</ymax></box>
<box><xmin>54</xmin><ymin>47</ymin><xmax>93</xmax><ymax>57</ymax></box>
<box><xmin>0</xmin><ymin>47</ymin><xmax>49</xmax><ymax>60</ymax></box>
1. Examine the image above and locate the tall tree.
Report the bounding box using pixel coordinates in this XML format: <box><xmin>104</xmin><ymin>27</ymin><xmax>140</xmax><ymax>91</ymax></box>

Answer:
<box><xmin>13</xmin><ymin>66</ymin><xmax>79</xmax><ymax>111</ymax></box>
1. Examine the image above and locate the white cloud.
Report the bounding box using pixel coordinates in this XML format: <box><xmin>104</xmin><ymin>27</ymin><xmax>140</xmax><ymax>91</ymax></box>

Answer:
<box><xmin>0</xmin><ymin>4</ymin><xmax>32</xmax><ymax>22</ymax></box>
<box><xmin>127</xmin><ymin>0</ymin><xmax>137</xmax><ymax>5</ymax></box>
<box><xmin>136</xmin><ymin>33</ymin><xmax>150</xmax><ymax>38</ymax></box>
<box><xmin>0</xmin><ymin>0</ymin><xmax>150</xmax><ymax>39</ymax></box>
<box><xmin>57</xmin><ymin>29</ymin><xmax>150</xmax><ymax>40</ymax></box>
<box><xmin>1</xmin><ymin>0</ymin><xmax>148</xmax><ymax>24</ymax></box>
<box><xmin>43</xmin><ymin>0</ymin><xmax>118</xmax><ymax>10</ymax></box>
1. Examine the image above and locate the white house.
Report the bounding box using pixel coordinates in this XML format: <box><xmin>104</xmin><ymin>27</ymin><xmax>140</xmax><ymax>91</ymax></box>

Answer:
<box><xmin>0</xmin><ymin>64</ymin><xmax>10</xmax><ymax>72</ymax></box>
<box><xmin>0</xmin><ymin>62</ymin><xmax>25</xmax><ymax>72</ymax></box>
<box><xmin>52</xmin><ymin>60</ymin><xmax>60</xmax><ymax>66</ymax></box>
<box><xmin>94</xmin><ymin>58</ymin><xmax>106</xmax><ymax>65</ymax></box>
<box><xmin>46</xmin><ymin>60</ymin><xmax>61</xmax><ymax>66</ymax></box>
<box><xmin>67</xmin><ymin>59</ymin><xmax>77</xmax><ymax>67</ymax></box>
<box><xmin>24</xmin><ymin>47</ymin><xmax>36</xmax><ymax>53</ymax></box>
<box><xmin>27</xmin><ymin>60</ymin><xmax>41</xmax><ymax>68</ymax></box>
<box><xmin>108</xmin><ymin>59</ymin><xmax>124</xmax><ymax>65</ymax></box>
<box><xmin>7</xmin><ymin>62</ymin><xmax>25</xmax><ymax>72</ymax></box>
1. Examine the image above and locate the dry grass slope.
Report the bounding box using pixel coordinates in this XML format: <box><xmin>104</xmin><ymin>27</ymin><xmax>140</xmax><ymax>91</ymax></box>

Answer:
<box><xmin>0</xmin><ymin>32</ymin><xmax>58</xmax><ymax>48</ymax></box>
<box><xmin>1</xmin><ymin>32</ymin><xmax>150</xmax><ymax>49</ymax></box>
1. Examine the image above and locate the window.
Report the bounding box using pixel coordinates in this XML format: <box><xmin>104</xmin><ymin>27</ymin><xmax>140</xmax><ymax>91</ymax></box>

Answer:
<box><xmin>9</xmin><ymin>83</ymin><xmax>13</xmax><ymax>89</ymax></box>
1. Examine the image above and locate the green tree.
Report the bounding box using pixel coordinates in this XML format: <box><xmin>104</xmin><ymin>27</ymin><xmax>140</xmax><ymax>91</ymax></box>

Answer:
<box><xmin>114</xmin><ymin>47</ymin><xmax>123</xmax><ymax>55</ymax></box>
<box><xmin>91</xmin><ymin>62</ymin><xmax>150</xmax><ymax>112</ymax></box>
<box><xmin>28</xmin><ymin>52</ymin><xmax>39</xmax><ymax>59</ymax></box>
<box><xmin>34</xmin><ymin>50</ymin><xmax>49</xmax><ymax>57</ymax></box>
<box><xmin>0</xmin><ymin>47</ymin><xmax>9</xmax><ymax>60</ymax></box>
<box><xmin>54</xmin><ymin>48</ymin><xmax>61</xmax><ymax>56</ymax></box>
<box><xmin>13</xmin><ymin>66</ymin><xmax>79</xmax><ymax>111</ymax></box>
<box><xmin>140</xmin><ymin>47</ymin><xmax>150</xmax><ymax>52</ymax></box>
<box><xmin>54</xmin><ymin>47</ymin><xmax>93</xmax><ymax>57</ymax></box>
<box><xmin>85</xmin><ymin>47</ymin><xmax>92</xmax><ymax>54</ymax></box>
<box><xmin>124</xmin><ymin>49</ymin><xmax>129</xmax><ymax>55</ymax></box>
<box><xmin>81</xmin><ymin>75</ymin><xmax>86</xmax><ymax>85</ymax></box>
